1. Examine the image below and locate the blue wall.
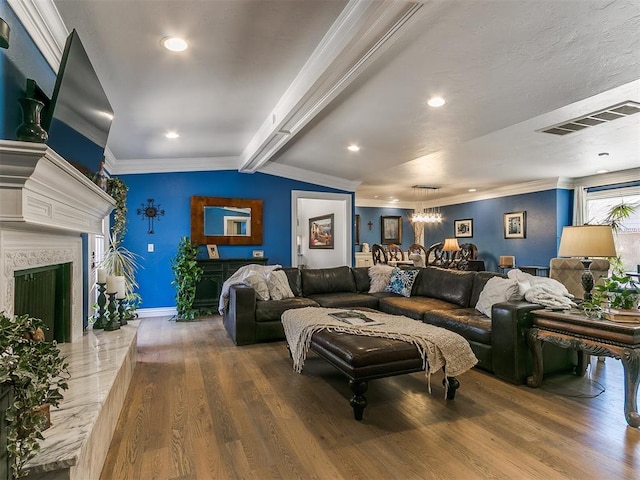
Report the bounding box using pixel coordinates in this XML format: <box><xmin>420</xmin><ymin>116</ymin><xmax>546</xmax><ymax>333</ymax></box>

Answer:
<box><xmin>355</xmin><ymin>206</ymin><xmax>413</xmax><ymax>251</ymax></box>
<box><xmin>120</xmin><ymin>170</ymin><xmax>350</xmax><ymax>309</ymax></box>
<box><xmin>421</xmin><ymin>189</ymin><xmax>573</xmax><ymax>271</ymax></box>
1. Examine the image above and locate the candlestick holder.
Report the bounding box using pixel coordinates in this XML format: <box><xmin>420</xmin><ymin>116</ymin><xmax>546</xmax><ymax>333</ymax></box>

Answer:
<box><xmin>93</xmin><ymin>282</ymin><xmax>108</xmax><ymax>329</ymax></box>
<box><xmin>104</xmin><ymin>293</ymin><xmax>121</xmax><ymax>331</ymax></box>
<box><xmin>117</xmin><ymin>297</ymin><xmax>128</xmax><ymax>326</ymax></box>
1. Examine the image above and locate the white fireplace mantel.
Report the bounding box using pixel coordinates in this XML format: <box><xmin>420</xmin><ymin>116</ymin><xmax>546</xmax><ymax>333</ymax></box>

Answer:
<box><xmin>0</xmin><ymin>140</ymin><xmax>116</xmax><ymax>233</ymax></box>
<box><xmin>0</xmin><ymin>140</ymin><xmax>116</xmax><ymax>341</ymax></box>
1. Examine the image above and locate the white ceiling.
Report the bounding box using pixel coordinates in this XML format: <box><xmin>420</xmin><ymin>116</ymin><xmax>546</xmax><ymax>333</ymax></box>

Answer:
<box><xmin>27</xmin><ymin>0</ymin><xmax>640</xmax><ymax>204</ymax></box>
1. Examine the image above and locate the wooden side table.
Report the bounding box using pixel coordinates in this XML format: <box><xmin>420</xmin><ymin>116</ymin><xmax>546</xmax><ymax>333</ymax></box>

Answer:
<box><xmin>527</xmin><ymin>309</ymin><xmax>640</xmax><ymax>427</ymax></box>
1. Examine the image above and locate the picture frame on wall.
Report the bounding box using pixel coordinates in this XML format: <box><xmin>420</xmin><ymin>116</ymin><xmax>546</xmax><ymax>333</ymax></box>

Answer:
<box><xmin>355</xmin><ymin>214</ymin><xmax>360</xmax><ymax>245</ymax></box>
<box><xmin>207</xmin><ymin>244</ymin><xmax>219</xmax><ymax>259</ymax></box>
<box><xmin>504</xmin><ymin>211</ymin><xmax>526</xmax><ymax>239</ymax></box>
<box><xmin>381</xmin><ymin>215</ymin><xmax>402</xmax><ymax>244</ymax></box>
<box><xmin>309</xmin><ymin>213</ymin><xmax>334</xmax><ymax>249</ymax></box>
<box><xmin>454</xmin><ymin>219</ymin><xmax>473</xmax><ymax>238</ymax></box>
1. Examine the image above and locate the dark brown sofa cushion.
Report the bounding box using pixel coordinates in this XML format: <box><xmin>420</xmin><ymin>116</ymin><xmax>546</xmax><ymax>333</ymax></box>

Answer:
<box><xmin>423</xmin><ymin>308</ymin><xmax>492</xmax><ymax>345</ymax></box>
<box><xmin>378</xmin><ymin>295</ymin><xmax>461</xmax><ymax>320</ymax></box>
<box><xmin>411</xmin><ymin>267</ymin><xmax>475</xmax><ymax>307</ymax></box>
<box><xmin>307</xmin><ymin>292</ymin><xmax>379</xmax><ymax>309</ymax></box>
<box><xmin>351</xmin><ymin>266</ymin><xmax>371</xmax><ymax>293</ymax></box>
<box><xmin>255</xmin><ymin>297</ymin><xmax>319</xmax><ymax>322</ymax></box>
<box><xmin>302</xmin><ymin>266</ymin><xmax>356</xmax><ymax>296</ymax></box>
<box><xmin>278</xmin><ymin>267</ymin><xmax>303</xmax><ymax>297</ymax></box>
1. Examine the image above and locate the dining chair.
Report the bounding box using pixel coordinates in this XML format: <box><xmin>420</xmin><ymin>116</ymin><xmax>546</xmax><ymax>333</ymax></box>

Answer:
<box><xmin>371</xmin><ymin>244</ymin><xmax>388</xmax><ymax>265</ymax></box>
<box><xmin>385</xmin><ymin>244</ymin><xmax>404</xmax><ymax>262</ymax></box>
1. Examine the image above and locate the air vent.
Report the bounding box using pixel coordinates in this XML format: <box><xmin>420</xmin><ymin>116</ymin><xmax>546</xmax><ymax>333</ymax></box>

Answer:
<box><xmin>539</xmin><ymin>101</ymin><xmax>640</xmax><ymax>135</ymax></box>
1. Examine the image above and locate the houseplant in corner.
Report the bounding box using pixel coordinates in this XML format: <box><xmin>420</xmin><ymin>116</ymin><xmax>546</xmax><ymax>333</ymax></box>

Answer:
<box><xmin>0</xmin><ymin>313</ymin><xmax>69</xmax><ymax>478</ymax></box>
<box><xmin>170</xmin><ymin>237</ymin><xmax>203</xmax><ymax>321</ymax></box>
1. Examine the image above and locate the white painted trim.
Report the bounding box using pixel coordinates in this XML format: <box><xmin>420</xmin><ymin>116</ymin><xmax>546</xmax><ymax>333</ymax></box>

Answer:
<box><xmin>8</xmin><ymin>0</ymin><xmax>68</xmax><ymax>71</ymax></box>
<box><xmin>109</xmin><ymin>156</ymin><xmax>239</xmax><ymax>175</ymax></box>
<box><xmin>573</xmin><ymin>167</ymin><xmax>640</xmax><ymax>190</ymax></box>
<box><xmin>291</xmin><ymin>190</ymin><xmax>353</xmax><ymax>267</ymax></box>
<box><xmin>260</xmin><ymin>162</ymin><xmax>360</xmax><ymax>192</ymax></box>
<box><xmin>136</xmin><ymin>307</ymin><xmax>177</xmax><ymax>318</ymax></box>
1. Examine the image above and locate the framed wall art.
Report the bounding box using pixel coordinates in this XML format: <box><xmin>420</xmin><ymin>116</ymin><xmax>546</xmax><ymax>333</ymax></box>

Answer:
<box><xmin>454</xmin><ymin>219</ymin><xmax>473</xmax><ymax>238</ymax></box>
<box><xmin>309</xmin><ymin>213</ymin><xmax>334</xmax><ymax>249</ymax></box>
<box><xmin>504</xmin><ymin>211</ymin><xmax>526</xmax><ymax>239</ymax></box>
<box><xmin>381</xmin><ymin>215</ymin><xmax>402</xmax><ymax>244</ymax></box>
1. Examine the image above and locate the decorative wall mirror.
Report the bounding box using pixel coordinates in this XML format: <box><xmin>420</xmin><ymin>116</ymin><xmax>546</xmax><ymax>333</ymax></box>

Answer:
<box><xmin>190</xmin><ymin>196</ymin><xmax>263</xmax><ymax>245</ymax></box>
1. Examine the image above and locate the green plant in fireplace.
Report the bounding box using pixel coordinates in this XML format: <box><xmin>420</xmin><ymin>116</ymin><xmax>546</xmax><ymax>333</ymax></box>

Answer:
<box><xmin>0</xmin><ymin>313</ymin><xmax>69</xmax><ymax>478</ymax></box>
<box><xmin>171</xmin><ymin>237</ymin><xmax>203</xmax><ymax>320</ymax></box>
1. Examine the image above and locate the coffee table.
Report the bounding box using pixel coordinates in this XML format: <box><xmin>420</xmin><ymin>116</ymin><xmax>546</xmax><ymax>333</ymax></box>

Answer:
<box><xmin>527</xmin><ymin>309</ymin><xmax>640</xmax><ymax>427</ymax></box>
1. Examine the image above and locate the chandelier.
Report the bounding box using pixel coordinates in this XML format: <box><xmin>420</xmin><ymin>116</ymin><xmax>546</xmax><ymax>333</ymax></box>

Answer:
<box><xmin>411</xmin><ymin>186</ymin><xmax>442</xmax><ymax>224</ymax></box>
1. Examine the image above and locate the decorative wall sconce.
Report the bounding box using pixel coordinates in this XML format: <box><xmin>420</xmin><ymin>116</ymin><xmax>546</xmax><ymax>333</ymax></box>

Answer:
<box><xmin>137</xmin><ymin>198</ymin><xmax>165</xmax><ymax>234</ymax></box>
<box><xmin>0</xmin><ymin>18</ymin><xmax>10</xmax><ymax>49</ymax></box>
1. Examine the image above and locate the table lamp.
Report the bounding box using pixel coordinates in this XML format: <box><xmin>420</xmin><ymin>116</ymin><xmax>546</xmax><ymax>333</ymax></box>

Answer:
<box><xmin>558</xmin><ymin>225</ymin><xmax>616</xmax><ymax>301</ymax></box>
<box><xmin>442</xmin><ymin>238</ymin><xmax>460</xmax><ymax>266</ymax></box>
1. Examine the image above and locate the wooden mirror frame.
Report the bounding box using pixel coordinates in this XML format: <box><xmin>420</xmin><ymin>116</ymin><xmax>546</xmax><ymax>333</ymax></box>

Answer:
<box><xmin>190</xmin><ymin>196</ymin><xmax>263</xmax><ymax>245</ymax></box>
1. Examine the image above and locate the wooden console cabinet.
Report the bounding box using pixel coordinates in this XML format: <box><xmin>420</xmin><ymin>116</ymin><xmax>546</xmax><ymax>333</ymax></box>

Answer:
<box><xmin>193</xmin><ymin>258</ymin><xmax>268</xmax><ymax>311</ymax></box>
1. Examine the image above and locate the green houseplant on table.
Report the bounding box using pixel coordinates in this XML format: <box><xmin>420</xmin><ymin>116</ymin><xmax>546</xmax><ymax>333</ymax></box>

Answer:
<box><xmin>584</xmin><ymin>274</ymin><xmax>640</xmax><ymax>321</ymax></box>
<box><xmin>0</xmin><ymin>313</ymin><xmax>69</xmax><ymax>478</ymax></box>
<box><xmin>171</xmin><ymin>237</ymin><xmax>204</xmax><ymax>321</ymax></box>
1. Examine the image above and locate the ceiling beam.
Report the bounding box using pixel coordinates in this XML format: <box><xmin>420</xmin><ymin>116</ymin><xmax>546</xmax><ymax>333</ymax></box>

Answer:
<box><xmin>239</xmin><ymin>0</ymin><xmax>425</xmax><ymax>173</ymax></box>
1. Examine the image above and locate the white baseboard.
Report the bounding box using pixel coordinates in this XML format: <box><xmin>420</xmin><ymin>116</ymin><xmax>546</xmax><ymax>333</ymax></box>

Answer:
<box><xmin>136</xmin><ymin>307</ymin><xmax>177</xmax><ymax>318</ymax></box>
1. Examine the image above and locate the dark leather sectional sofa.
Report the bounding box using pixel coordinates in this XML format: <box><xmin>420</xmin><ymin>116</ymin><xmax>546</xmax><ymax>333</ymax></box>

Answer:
<box><xmin>223</xmin><ymin>265</ymin><xmax>575</xmax><ymax>384</ymax></box>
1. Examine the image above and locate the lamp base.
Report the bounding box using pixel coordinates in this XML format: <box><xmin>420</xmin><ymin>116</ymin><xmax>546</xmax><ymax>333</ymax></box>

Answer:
<box><xmin>580</xmin><ymin>258</ymin><xmax>594</xmax><ymax>302</ymax></box>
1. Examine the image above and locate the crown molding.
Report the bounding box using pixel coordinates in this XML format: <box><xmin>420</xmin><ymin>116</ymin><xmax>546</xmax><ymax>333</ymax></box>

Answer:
<box><xmin>108</xmin><ymin>156</ymin><xmax>239</xmax><ymax>175</ymax></box>
<box><xmin>239</xmin><ymin>0</ymin><xmax>424</xmax><ymax>172</ymax></box>
<box><xmin>260</xmin><ymin>162</ymin><xmax>360</xmax><ymax>192</ymax></box>
<box><xmin>573</xmin><ymin>167</ymin><xmax>640</xmax><ymax>189</ymax></box>
<box><xmin>8</xmin><ymin>0</ymin><xmax>68</xmax><ymax>71</ymax></box>
<box><xmin>354</xmin><ymin>199</ymin><xmax>415</xmax><ymax>209</ymax></box>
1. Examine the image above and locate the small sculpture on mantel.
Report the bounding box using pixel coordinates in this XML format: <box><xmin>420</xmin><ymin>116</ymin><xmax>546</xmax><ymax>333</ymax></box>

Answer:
<box><xmin>93</xmin><ymin>161</ymin><xmax>108</xmax><ymax>191</ymax></box>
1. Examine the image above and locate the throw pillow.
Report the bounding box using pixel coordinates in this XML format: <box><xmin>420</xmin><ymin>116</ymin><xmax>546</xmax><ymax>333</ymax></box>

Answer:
<box><xmin>266</xmin><ymin>269</ymin><xmax>295</xmax><ymax>301</ymax></box>
<box><xmin>385</xmin><ymin>268</ymin><xmax>419</xmax><ymax>297</ymax></box>
<box><xmin>475</xmin><ymin>276</ymin><xmax>520</xmax><ymax>317</ymax></box>
<box><xmin>242</xmin><ymin>273</ymin><xmax>270</xmax><ymax>301</ymax></box>
<box><xmin>368</xmin><ymin>264</ymin><xmax>395</xmax><ymax>293</ymax></box>
<box><xmin>409</xmin><ymin>253</ymin><xmax>425</xmax><ymax>268</ymax></box>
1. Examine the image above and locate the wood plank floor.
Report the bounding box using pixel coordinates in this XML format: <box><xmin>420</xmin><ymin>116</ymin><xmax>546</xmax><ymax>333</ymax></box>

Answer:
<box><xmin>100</xmin><ymin>315</ymin><xmax>640</xmax><ymax>480</ymax></box>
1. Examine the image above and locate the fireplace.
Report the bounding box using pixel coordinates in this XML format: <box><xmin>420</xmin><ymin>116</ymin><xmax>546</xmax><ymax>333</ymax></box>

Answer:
<box><xmin>0</xmin><ymin>140</ymin><xmax>115</xmax><ymax>342</ymax></box>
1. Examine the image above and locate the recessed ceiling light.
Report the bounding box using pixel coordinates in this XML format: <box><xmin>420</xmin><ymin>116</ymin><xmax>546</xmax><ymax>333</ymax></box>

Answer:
<box><xmin>165</xmin><ymin>131</ymin><xmax>180</xmax><ymax>139</ymax></box>
<box><xmin>162</xmin><ymin>37</ymin><xmax>188</xmax><ymax>52</ymax></box>
<box><xmin>468</xmin><ymin>188</ymin><xmax>477</xmax><ymax>192</ymax></box>
<box><xmin>427</xmin><ymin>96</ymin><xmax>446</xmax><ymax>107</ymax></box>
<box><xmin>347</xmin><ymin>144</ymin><xmax>360</xmax><ymax>152</ymax></box>
<box><xmin>596</xmin><ymin>169</ymin><xmax>609</xmax><ymax>174</ymax></box>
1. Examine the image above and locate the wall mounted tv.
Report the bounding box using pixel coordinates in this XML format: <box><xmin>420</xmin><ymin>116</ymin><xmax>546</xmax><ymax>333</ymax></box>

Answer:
<box><xmin>42</xmin><ymin>29</ymin><xmax>113</xmax><ymax>152</ymax></box>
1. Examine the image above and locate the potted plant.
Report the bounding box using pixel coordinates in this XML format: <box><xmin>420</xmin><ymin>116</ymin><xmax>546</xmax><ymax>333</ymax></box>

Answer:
<box><xmin>584</xmin><ymin>274</ymin><xmax>640</xmax><ymax>321</ymax></box>
<box><xmin>98</xmin><ymin>177</ymin><xmax>142</xmax><ymax>319</ymax></box>
<box><xmin>170</xmin><ymin>237</ymin><xmax>203</xmax><ymax>321</ymax></box>
<box><xmin>0</xmin><ymin>313</ymin><xmax>69</xmax><ymax>478</ymax></box>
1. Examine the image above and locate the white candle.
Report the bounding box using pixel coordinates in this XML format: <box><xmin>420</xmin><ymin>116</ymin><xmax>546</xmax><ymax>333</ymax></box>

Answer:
<box><xmin>115</xmin><ymin>276</ymin><xmax>126</xmax><ymax>300</ymax></box>
<box><xmin>106</xmin><ymin>276</ymin><xmax>118</xmax><ymax>294</ymax></box>
<box><xmin>97</xmin><ymin>268</ymin><xmax>107</xmax><ymax>283</ymax></box>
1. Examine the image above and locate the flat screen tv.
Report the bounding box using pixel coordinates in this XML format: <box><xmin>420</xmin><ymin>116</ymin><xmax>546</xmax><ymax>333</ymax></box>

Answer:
<box><xmin>42</xmin><ymin>29</ymin><xmax>113</xmax><ymax>152</ymax></box>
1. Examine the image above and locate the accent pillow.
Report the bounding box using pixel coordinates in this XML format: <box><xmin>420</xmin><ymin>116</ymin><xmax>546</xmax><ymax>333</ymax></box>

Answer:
<box><xmin>385</xmin><ymin>268</ymin><xmax>419</xmax><ymax>297</ymax></box>
<box><xmin>243</xmin><ymin>273</ymin><xmax>270</xmax><ymax>301</ymax></box>
<box><xmin>266</xmin><ymin>269</ymin><xmax>295</xmax><ymax>301</ymax></box>
<box><xmin>368</xmin><ymin>264</ymin><xmax>395</xmax><ymax>293</ymax></box>
<box><xmin>475</xmin><ymin>276</ymin><xmax>520</xmax><ymax>317</ymax></box>
<box><xmin>410</xmin><ymin>253</ymin><xmax>425</xmax><ymax>268</ymax></box>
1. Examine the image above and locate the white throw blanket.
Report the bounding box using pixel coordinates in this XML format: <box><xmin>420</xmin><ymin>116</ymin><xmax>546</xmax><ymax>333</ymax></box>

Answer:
<box><xmin>282</xmin><ymin>307</ymin><xmax>478</xmax><ymax>388</ymax></box>
<box><xmin>507</xmin><ymin>269</ymin><xmax>577</xmax><ymax>309</ymax></box>
<box><xmin>218</xmin><ymin>263</ymin><xmax>281</xmax><ymax>314</ymax></box>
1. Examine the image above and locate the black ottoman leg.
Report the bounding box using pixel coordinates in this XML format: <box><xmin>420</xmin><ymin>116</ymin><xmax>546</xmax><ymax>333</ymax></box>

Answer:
<box><xmin>349</xmin><ymin>380</ymin><xmax>368</xmax><ymax>421</ymax></box>
<box><xmin>444</xmin><ymin>376</ymin><xmax>460</xmax><ymax>400</ymax></box>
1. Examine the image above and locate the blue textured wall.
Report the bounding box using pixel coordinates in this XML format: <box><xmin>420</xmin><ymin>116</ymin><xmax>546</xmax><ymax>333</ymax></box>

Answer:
<box><xmin>355</xmin><ymin>206</ymin><xmax>413</xmax><ymax>251</ymax></box>
<box><xmin>120</xmin><ymin>170</ymin><xmax>350</xmax><ymax>309</ymax></box>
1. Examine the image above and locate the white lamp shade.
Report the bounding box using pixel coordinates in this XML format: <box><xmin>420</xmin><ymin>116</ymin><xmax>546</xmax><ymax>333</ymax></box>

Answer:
<box><xmin>558</xmin><ymin>225</ymin><xmax>616</xmax><ymax>258</ymax></box>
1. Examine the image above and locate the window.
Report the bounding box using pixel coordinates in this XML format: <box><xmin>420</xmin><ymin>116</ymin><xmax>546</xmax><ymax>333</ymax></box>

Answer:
<box><xmin>586</xmin><ymin>186</ymin><xmax>640</xmax><ymax>273</ymax></box>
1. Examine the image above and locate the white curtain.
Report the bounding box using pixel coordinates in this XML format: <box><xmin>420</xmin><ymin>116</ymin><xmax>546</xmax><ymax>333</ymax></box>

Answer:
<box><xmin>573</xmin><ymin>186</ymin><xmax>587</xmax><ymax>225</ymax></box>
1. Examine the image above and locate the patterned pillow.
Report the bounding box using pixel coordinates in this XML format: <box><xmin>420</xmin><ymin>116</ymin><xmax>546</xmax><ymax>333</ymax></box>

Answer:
<box><xmin>266</xmin><ymin>269</ymin><xmax>295</xmax><ymax>300</ymax></box>
<box><xmin>385</xmin><ymin>268</ymin><xmax>419</xmax><ymax>297</ymax></box>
